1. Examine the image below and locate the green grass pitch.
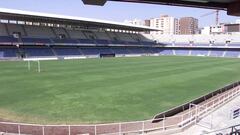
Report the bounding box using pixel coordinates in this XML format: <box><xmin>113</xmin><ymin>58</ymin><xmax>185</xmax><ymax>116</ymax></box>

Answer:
<box><xmin>0</xmin><ymin>56</ymin><xmax>240</xmax><ymax>124</ymax></box>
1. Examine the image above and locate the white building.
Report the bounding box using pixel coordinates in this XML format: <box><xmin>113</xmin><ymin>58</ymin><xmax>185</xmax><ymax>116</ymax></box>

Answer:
<box><xmin>124</xmin><ymin>19</ymin><xmax>143</xmax><ymax>26</ymax></box>
<box><xmin>149</xmin><ymin>15</ymin><xmax>179</xmax><ymax>35</ymax></box>
<box><xmin>201</xmin><ymin>24</ymin><xmax>225</xmax><ymax>35</ymax></box>
<box><xmin>236</xmin><ymin>19</ymin><xmax>240</xmax><ymax>24</ymax></box>
<box><xmin>201</xmin><ymin>26</ymin><xmax>211</xmax><ymax>35</ymax></box>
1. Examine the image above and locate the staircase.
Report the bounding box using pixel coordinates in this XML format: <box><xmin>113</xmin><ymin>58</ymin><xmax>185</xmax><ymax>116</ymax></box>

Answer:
<box><xmin>21</xmin><ymin>25</ymin><xmax>28</xmax><ymax>37</ymax></box>
<box><xmin>50</xmin><ymin>47</ymin><xmax>58</xmax><ymax>57</ymax></box>
<box><xmin>63</xmin><ymin>28</ymin><xmax>72</xmax><ymax>38</ymax></box>
<box><xmin>50</xmin><ymin>27</ymin><xmax>58</xmax><ymax>38</ymax></box>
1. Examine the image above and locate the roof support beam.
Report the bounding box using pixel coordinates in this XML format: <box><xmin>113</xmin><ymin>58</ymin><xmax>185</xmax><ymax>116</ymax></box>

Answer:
<box><xmin>79</xmin><ymin>0</ymin><xmax>239</xmax><ymax>16</ymax></box>
<box><xmin>82</xmin><ymin>0</ymin><xmax>107</xmax><ymax>6</ymax></box>
<box><xmin>227</xmin><ymin>1</ymin><xmax>240</xmax><ymax>16</ymax></box>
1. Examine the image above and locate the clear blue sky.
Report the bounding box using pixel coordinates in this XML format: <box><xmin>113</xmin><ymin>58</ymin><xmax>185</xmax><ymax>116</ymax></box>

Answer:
<box><xmin>0</xmin><ymin>0</ymin><xmax>239</xmax><ymax>27</ymax></box>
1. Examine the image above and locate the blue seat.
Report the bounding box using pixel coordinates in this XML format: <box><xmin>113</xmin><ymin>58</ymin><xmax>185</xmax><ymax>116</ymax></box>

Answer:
<box><xmin>175</xmin><ymin>50</ymin><xmax>189</xmax><ymax>55</ymax></box>
<box><xmin>54</xmin><ymin>48</ymin><xmax>81</xmax><ymax>56</ymax></box>
<box><xmin>191</xmin><ymin>50</ymin><xmax>208</xmax><ymax>56</ymax></box>
<box><xmin>53</xmin><ymin>39</ymin><xmax>79</xmax><ymax>44</ymax></box>
<box><xmin>127</xmin><ymin>41</ymin><xmax>141</xmax><ymax>45</ymax></box>
<box><xmin>111</xmin><ymin>48</ymin><xmax>129</xmax><ymax>54</ymax></box>
<box><xmin>22</xmin><ymin>38</ymin><xmax>52</xmax><ymax>44</ymax></box>
<box><xmin>0</xmin><ymin>48</ymin><xmax>18</xmax><ymax>58</ymax></box>
<box><xmin>142</xmin><ymin>41</ymin><xmax>156</xmax><ymax>46</ymax></box>
<box><xmin>23</xmin><ymin>47</ymin><xmax>54</xmax><ymax>57</ymax></box>
<box><xmin>225</xmin><ymin>51</ymin><xmax>240</xmax><ymax>58</ymax></box>
<box><xmin>78</xmin><ymin>39</ymin><xmax>95</xmax><ymax>44</ymax></box>
<box><xmin>0</xmin><ymin>36</ymin><xmax>18</xmax><ymax>43</ymax></box>
<box><xmin>209</xmin><ymin>50</ymin><xmax>223</xmax><ymax>57</ymax></box>
<box><xmin>111</xmin><ymin>40</ymin><xmax>126</xmax><ymax>45</ymax></box>
<box><xmin>80</xmin><ymin>48</ymin><xmax>100</xmax><ymax>55</ymax></box>
<box><xmin>96</xmin><ymin>39</ymin><xmax>109</xmax><ymax>45</ymax></box>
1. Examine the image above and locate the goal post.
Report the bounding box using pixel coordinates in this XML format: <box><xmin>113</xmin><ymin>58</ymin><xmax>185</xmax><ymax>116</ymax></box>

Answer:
<box><xmin>27</xmin><ymin>60</ymin><xmax>41</xmax><ymax>73</ymax></box>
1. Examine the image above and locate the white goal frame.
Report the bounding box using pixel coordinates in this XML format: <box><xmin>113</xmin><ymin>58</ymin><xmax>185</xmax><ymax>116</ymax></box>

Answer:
<box><xmin>27</xmin><ymin>60</ymin><xmax>41</xmax><ymax>73</ymax></box>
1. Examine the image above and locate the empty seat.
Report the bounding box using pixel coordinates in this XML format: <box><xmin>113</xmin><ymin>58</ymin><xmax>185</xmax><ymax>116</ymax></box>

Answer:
<box><xmin>0</xmin><ymin>24</ymin><xmax>8</xmax><ymax>36</ymax></box>
<box><xmin>80</xmin><ymin>48</ymin><xmax>100</xmax><ymax>55</ymax></box>
<box><xmin>78</xmin><ymin>39</ymin><xmax>95</xmax><ymax>44</ymax></box>
<box><xmin>209</xmin><ymin>50</ymin><xmax>224</xmax><ymax>57</ymax></box>
<box><xmin>54</xmin><ymin>47</ymin><xmax>81</xmax><ymax>56</ymax></box>
<box><xmin>225</xmin><ymin>51</ymin><xmax>240</xmax><ymax>58</ymax></box>
<box><xmin>128</xmin><ymin>48</ymin><xmax>145</xmax><ymax>54</ymax></box>
<box><xmin>53</xmin><ymin>39</ymin><xmax>79</xmax><ymax>44</ymax></box>
<box><xmin>115</xmin><ymin>33</ymin><xmax>136</xmax><ymax>42</ymax></box>
<box><xmin>67</xmin><ymin>29</ymin><xmax>87</xmax><ymax>39</ymax></box>
<box><xmin>24</xmin><ymin>25</ymin><xmax>55</xmax><ymax>38</ymax></box>
<box><xmin>191</xmin><ymin>50</ymin><xmax>208</xmax><ymax>56</ymax></box>
<box><xmin>0</xmin><ymin>36</ymin><xmax>18</xmax><ymax>43</ymax></box>
<box><xmin>96</xmin><ymin>39</ymin><xmax>109</xmax><ymax>45</ymax></box>
<box><xmin>175</xmin><ymin>49</ymin><xmax>189</xmax><ymax>55</ymax></box>
<box><xmin>22</xmin><ymin>37</ymin><xmax>52</xmax><ymax>44</ymax></box>
<box><xmin>111</xmin><ymin>48</ymin><xmax>130</xmax><ymax>54</ymax></box>
<box><xmin>53</xmin><ymin>27</ymin><xmax>68</xmax><ymax>37</ymax></box>
<box><xmin>160</xmin><ymin>50</ymin><xmax>173</xmax><ymax>55</ymax></box>
<box><xmin>94</xmin><ymin>31</ymin><xmax>111</xmax><ymax>40</ymax></box>
<box><xmin>7</xmin><ymin>24</ymin><xmax>26</xmax><ymax>36</ymax></box>
<box><xmin>23</xmin><ymin>47</ymin><xmax>54</xmax><ymax>57</ymax></box>
<box><xmin>0</xmin><ymin>47</ymin><xmax>18</xmax><ymax>58</ymax></box>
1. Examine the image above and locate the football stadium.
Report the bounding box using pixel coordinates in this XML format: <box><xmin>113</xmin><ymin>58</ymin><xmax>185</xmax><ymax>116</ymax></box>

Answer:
<box><xmin>0</xmin><ymin>0</ymin><xmax>240</xmax><ymax>134</ymax></box>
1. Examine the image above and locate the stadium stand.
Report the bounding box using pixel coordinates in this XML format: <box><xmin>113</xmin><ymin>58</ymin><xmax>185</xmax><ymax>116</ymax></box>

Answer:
<box><xmin>7</xmin><ymin>24</ymin><xmax>26</xmax><ymax>36</ymax></box>
<box><xmin>225</xmin><ymin>50</ymin><xmax>240</xmax><ymax>58</ymax></box>
<box><xmin>52</xmin><ymin>47</ymin><xmax>82</xmax><ymax>56</ymax></box>
<box><xmin>0</xmin><ymin>23</ymin><xmax>161</xmax><ymax>59</ymax></box>
<box><xmin>0</xmin><ymin>46</ymin><xmax>18</xmax><ymax>58</ymax></box>
<box><xmin>1</xmin><ymin>8</ymin><xmax>240</xmax><ymax>61</ymax></box>
<box><xmin>191</xmin><ymin>50</ymin><xmax>209</xmax><ymax>56</ymax></box>
<box><xmin>80</xmin><ymin>47</ymin><xmax>102</xmax><ymax>55</ymax></box>
<box><xmin>0</xmin><ymin>23</ymin><xmax>9</xmax><ymax>36</ymax></box>
<box><xmin>209</xmin><ymin>50</ymin><xmax>224</xmax><ymax>57</ymax></box>
<box><xmin>111</xmin><ymin>47</ymin><xmax>130</xmax><ymax>54</ymax></box>
<box><xmin>24</xmin><ymin>25</ymin><xmax>55</xmax><ymax>38</ymax></box>
<box><xmin>67</xmin><ymin>29</ymin><xmax>87</xmax><ymax>39</ymax></box>
<box><xmin>22</xmin><ymin>46</ymin><xmax>54</xmax><ymax>57</ymax></box>
<box><xmin>175</xmin><ymin>49</ymin><xmax>189</xmax><ymax>56</ymax></box>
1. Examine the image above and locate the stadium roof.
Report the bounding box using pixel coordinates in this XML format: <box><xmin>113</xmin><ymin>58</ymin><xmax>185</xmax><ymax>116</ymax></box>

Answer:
<box><xmin>82</xmin><ymin>0</ymin><xmax>240</xmax><ymax>16</ymax></box>
<box><xmin>0</xmin><ymin>8</ymin><xmax>160</xmax><ymax>32</ymax></box>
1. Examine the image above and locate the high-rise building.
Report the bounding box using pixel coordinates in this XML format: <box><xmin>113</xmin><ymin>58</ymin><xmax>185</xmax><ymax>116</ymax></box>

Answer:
<box><xmin>179</xmin><ymin>17</ymin><xmax>198</xmax><ymax>35</ymax></box>
<box><xmin>225</xmin><ymin>24</ymin><xmax>240</xmax><ymax>33</ymax></box>
<box><xmin>144</xmin><ymin>19</ymin><xmax>151</xmax><ymax>34</ymax></box>
<box><xmin>144</xmin><ymin>19</ymin><xmax>150</xmax><ymax>27</ymax></box>
<box><xmin>149</xmin><ymin>15</ymin><xmax>179</xmax><ymax>35</ymax></box>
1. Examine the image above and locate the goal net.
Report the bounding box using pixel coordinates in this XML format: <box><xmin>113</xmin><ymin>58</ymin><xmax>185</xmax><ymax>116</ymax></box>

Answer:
<box><xmin>27</xmin><ymin>60</ymin><xmax>41</xmax><ymax>73</ymax></box>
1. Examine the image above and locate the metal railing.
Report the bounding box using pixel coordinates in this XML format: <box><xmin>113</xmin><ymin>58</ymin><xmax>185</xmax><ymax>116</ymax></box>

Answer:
<box><xmin>0</xmin><ymin>85</ymin><xmax>239</xmax><ymax>135</ymax></box>
<box><xmin>202</xmin><ymin>124</ymin><xmax>240</xmax><ymax>135</ymax></box>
